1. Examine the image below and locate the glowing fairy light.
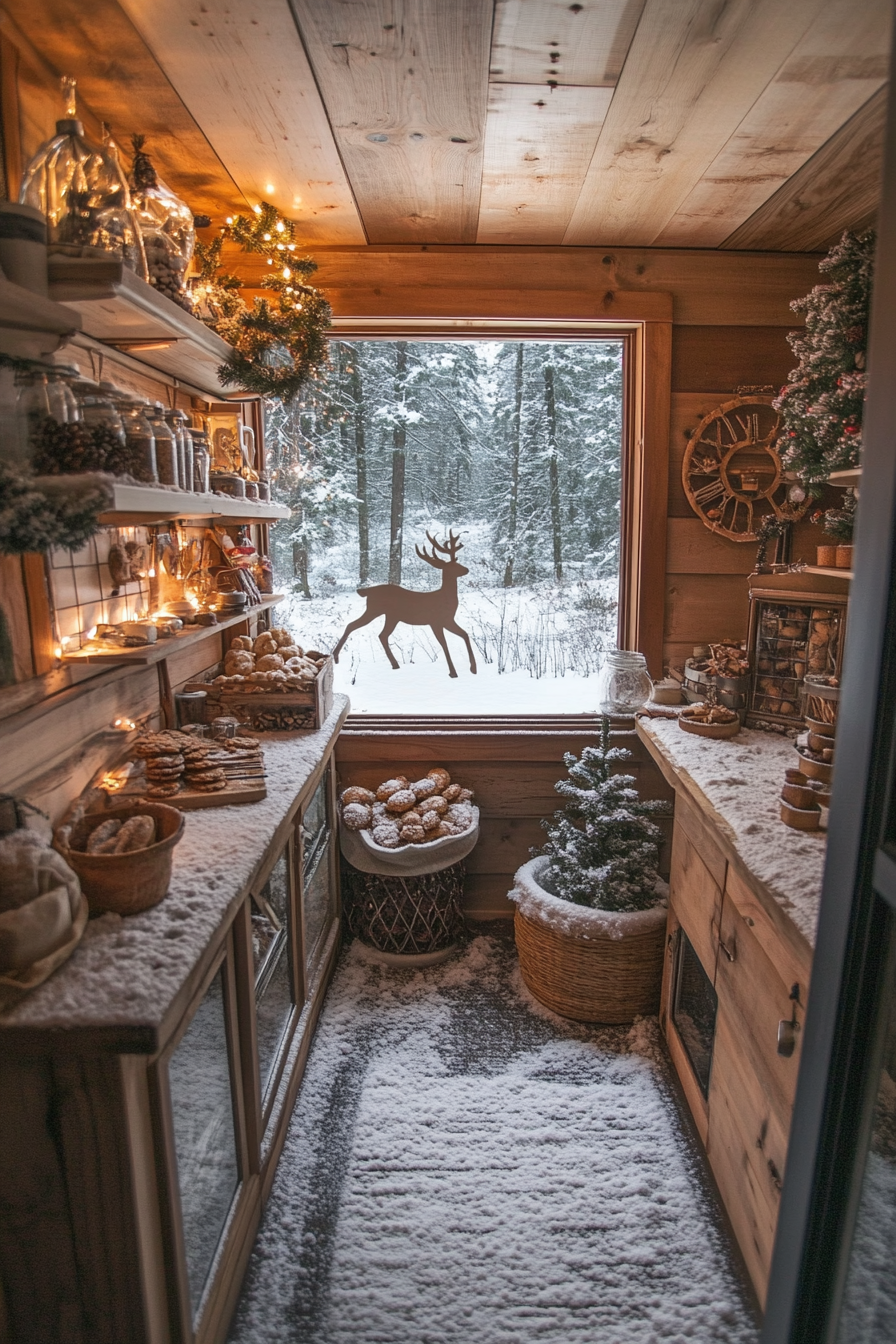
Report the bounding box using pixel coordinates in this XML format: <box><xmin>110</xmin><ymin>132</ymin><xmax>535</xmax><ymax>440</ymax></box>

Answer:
<box><xmin>253</xmin><ymin>204</ymin><xmax>262</xmax><ymax>215</ymax></box>
<box><xmin>276</xmin><ymin>220</ymin><xmax>285</xmax><ymax>232</ymax></box>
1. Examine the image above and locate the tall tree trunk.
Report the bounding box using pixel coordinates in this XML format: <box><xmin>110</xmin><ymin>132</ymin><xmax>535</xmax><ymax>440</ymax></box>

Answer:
<box><xmin>389</xmin><ymin>341</ymin><xmax>408</xmax><ymax>584</ymax></box>
<box><xmin>292</xmin><ymin>537</ymin><xmax>311</xmax><ymax>598</ymax></box>
<box><xmin>544</xmin><ymin>364</ymin><xmax>563</xmax><ymax>580</ymax></box>
<box><xmin>503</xmin><ymin>343</ymin><xmax>524</xmax><ymax>587</ymax></box>
<box><xmin>348</xmin><ymin>356</ymin><xmax>370</xmax><ymax>585</ymax></box>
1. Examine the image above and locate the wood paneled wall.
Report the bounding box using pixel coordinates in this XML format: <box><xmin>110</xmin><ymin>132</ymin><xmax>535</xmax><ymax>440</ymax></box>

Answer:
<box><xmin>336</xmin><ymin>717</ymin><xmax>675</xmax><ymax>920</ymax></box>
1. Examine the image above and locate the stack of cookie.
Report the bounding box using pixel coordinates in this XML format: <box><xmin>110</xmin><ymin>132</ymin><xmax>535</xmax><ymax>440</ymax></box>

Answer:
<box><xmin>180</xmin><ymin>737</ymin><xmax>227</xmax><ymax>795</ymax></box>
<box><xmin>340</xmin><ymin>767</ymin><xmax>475</xmax><ymax>849</ymax></box>
<box><xmin>133</xmin><ymin>734</ymin><xmax>186</xmax><ymax>799</ymax></box>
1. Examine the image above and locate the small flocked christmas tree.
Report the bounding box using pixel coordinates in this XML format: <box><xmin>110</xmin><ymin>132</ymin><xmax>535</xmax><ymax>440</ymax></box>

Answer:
<box><xmin>774</xmin><ymin>230</ymin><xmax>875</xmax><ymax>495</ymax></box>
<box><xmin>538</xmin><ymin>717</ymin><xmax>668</xmax><ymax>912</ymax></box>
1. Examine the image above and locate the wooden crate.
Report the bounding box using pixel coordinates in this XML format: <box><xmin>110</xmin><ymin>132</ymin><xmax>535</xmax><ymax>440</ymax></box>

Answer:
<box><xmin>186</xmin><ymin>657</ymin><xmax>334</xmax><ymax>732</ymax></box>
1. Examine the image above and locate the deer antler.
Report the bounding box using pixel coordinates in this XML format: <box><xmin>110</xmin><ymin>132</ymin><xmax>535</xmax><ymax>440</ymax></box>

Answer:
<box><xmin>429</xmin><ymin>530</ymin><xmax>464</xmax><ymax>558</ymax></box>
<box><xmin>416</xmin><ymin>540</ymin><xmax>444</xmax><ymax>568</ymax></box>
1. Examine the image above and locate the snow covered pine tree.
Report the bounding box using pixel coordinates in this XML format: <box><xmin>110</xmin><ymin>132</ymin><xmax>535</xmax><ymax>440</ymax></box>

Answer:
<box><xmin>775</xmin><ymin>230</ymin><xmax>875</xmax><ymax>494</ymax></box>
<box><xmin>538</xmin><ymin>717</ymin><xmax>668</xmax><ymax>912</ymax></box>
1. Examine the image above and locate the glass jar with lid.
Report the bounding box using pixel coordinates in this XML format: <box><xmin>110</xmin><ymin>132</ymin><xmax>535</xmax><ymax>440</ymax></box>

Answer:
<box><xmin>191</xmin><ymin>429</ymin><xmax>211</xmax><ymax>494</ymax></box>
<box><xmin>78</xmin><ymin>383</ymin><xmax>125</xmax><ymax>444</ymax></box>
<box><xmin>119</xmin><ymin>400</ymin><xmax>157</xmax><ymax>483</ymax></box>
<box><xmin>13</xmin><ymin>364</ymin><xmax>76</xmax><ymax>462</ymax></box>
<box><xmin>597</xmin><ymin>650</ymin><xmax>653</xmax><ymax>716</ymax></box>
<box><xmin>19</xmin><ymin>79</ymin><xmax>147</xmax><ymax>280</ymax></box>
<box><xmin>146</xmin><ymin>402</ymin><xmax>179</xmax><ymax>487</ymax></box>
<box><xmin>165</xmin><ymin>408</ymin><xmax>193</xmax><ymax>494</ymax></box>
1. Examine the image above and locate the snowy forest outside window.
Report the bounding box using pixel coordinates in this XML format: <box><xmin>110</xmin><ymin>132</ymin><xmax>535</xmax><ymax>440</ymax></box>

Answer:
<box><xmin>266</xmin><ymin>339</ymin><xmax>624</xmax><ymax>713</ymax></box>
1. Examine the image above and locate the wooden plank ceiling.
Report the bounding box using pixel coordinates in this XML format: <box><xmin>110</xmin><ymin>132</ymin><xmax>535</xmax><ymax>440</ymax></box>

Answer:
<box><xmin>4</xmin><ymin>0</ymin><xmax>892</xmax><ymax>251</ymax></box>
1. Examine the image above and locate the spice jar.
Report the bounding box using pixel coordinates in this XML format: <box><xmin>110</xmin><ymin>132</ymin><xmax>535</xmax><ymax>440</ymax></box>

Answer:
<box><xmin>146</xmin><ymin>402</ymin><xmax>178</xmax><ymax>486</ymax></box>
<box><xmin>120</xmin><ymin>400</ymin><xmax>157</xmax><ymax>483</ymax></box>
<box><xmin>597</xmin><ymin>650</ymin><xmax>653</xmax><ymax>715</ymax></box>
<box><xmin>211</xmin><ymin>715</ymin><xmax>240</xmax><ymax>741</ymax></box>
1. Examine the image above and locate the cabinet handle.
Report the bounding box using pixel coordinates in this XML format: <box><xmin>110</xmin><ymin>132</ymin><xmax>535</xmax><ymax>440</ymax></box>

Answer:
<box><xmin>719</xmin><ymin>937</ymin><xmax>736</xmax><ymax>962</ymax></box>
<box><xmin>768</xmin><ymin>1159</ymin><xmax>783</xmax><ymax>1192</ymax></box>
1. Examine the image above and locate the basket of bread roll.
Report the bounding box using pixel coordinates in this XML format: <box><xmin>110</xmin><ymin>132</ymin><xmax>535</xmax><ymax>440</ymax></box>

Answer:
<box><xmin>196</xmin><ymin>626</ymin><xmax>333</xmax><ymax>732</ymax></box>
<box><xmin>54</xmin><ymin>802</ymin><xmax>185</xmax><ymax>915</ymax></box>
<box><xmin>338</xmin><ymin>768</ymin><xmax>480</xmax><ymax>876</ymax></box>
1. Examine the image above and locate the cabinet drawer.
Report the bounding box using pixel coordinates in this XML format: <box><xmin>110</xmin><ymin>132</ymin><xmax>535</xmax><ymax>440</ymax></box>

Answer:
<box><xmin>715</xmin><ymin>890</ymin><xmax>805</xmax><ymax>1128</ymax></box>
<box><xmin>669</xmin><ymin>824</ymin><xmax>723</xmax><ymax>984</ymax></box>
<box><xmin>707</xmin><ymin>1003</ymin><xmax>790</xmax><ymax>1305</ymax></box>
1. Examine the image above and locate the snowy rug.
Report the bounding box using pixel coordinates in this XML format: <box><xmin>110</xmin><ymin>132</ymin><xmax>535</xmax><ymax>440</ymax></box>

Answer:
<box><xmin>229</xmin><ymin>935</ymin><xmax>759</xmax><ymax>1344</ymax></box>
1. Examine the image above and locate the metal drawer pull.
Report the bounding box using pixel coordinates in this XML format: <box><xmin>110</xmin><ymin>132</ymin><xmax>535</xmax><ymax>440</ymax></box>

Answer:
<box><xmin>777</xmin><ymin>1019</ymin><xmax>798</xmax><ymax>1057</ymax></box>
<box><xmin>719</xmin><ymin>937</ymin><xmax>736</xmax><ymax>962</ymax></box>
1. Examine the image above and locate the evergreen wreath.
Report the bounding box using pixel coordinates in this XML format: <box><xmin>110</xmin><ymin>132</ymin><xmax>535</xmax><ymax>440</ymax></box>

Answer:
<box><xmin>192</xmin><ymin>202</ymin><xmax>331</xmax><ymax>403</ymax></box>
<box><xmin>774</xmin><ymin>230</ymin><xmax>874</xmax><ymax>495</ymax></box>
<box><xmin>537</xmin><ymin>716</ymin><xmax>669</xmax><ymax>913</ymax></box>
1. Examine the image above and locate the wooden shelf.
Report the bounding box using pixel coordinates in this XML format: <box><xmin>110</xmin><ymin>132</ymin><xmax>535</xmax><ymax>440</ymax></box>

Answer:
<box><xmin>61</xmin><ymin>594</ymin><xmax>285</xmax><ymax>665</ymax></box>
<box><xmin>47</xmin><ymin>256</ymin><xmax>236</xmax><ymax>398</ymax></box>
<box><xmin>804</xmin><ymin>565</ymin><xmax>853</xmax><ymax>580</ymax></box>
<box><xmin>94</xmin><ymin>480</ymin><xmax>290</xmax><ymax>525</ymax></box>
<box><xmin>0</xmin><ymin>273</ymin><xmax>81</xmax><ymax>359</ymax></box>
<box><xmin>828</xmin><ymin>467</ymin><xmax>861</xmax><ymax>488</ymax></box>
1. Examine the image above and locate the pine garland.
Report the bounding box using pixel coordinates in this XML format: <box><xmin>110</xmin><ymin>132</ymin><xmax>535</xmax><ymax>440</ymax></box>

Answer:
<box><xmin>774</xmin><ymin>230</ymin><xmax>875</xmax><ymax>495</ymax></box>
<box><xmin>537</xmin><ymin>717</ymin><xmax>669</xmax><ymax>912</ymax></box>
<box><xmin>192</xmin><ymin>202</ymin><xmax>331</xmax><ymax>403</ymax></box>
<box><xmin>0</xmin><ymin>461</ymin><xmax>111</xmax><ymax>555</ymax></box>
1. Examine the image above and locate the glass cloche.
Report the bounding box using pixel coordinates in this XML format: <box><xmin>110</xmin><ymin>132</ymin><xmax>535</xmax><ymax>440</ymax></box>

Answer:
<box><xmin>129</xmin><ymin>135</ymin><xmax>196</xmax><ymax>312</ymax></box>
<box><xmin>19</xmin><ymin>77</ymin><xmax>147</xmax><ymax>279</ymax></box>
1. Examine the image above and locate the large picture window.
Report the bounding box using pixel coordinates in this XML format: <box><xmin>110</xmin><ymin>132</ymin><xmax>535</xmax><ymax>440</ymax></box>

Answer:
<box><xmin>267</xmin><ymin>338</ymin><xmax>625</xmax><ymax>713</ymax></box>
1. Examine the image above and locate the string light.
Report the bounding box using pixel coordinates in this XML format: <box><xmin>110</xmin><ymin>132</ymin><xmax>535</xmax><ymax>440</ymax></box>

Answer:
<box><xmin>253</xmin><ymin>204</ymin><xmax>263</xmax><ymax>215</ymax></box>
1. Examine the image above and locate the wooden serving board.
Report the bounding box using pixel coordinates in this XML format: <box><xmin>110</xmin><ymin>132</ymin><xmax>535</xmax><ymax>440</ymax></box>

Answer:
<box><xmin>119</xmin><ymin>748</ymin><xmax>267</xmax><ymax>810</ymax></box>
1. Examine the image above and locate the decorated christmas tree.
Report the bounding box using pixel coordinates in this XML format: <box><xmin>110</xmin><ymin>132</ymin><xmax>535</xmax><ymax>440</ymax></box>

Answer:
<box><xmin>774</xmin><ymin>230</ymin><xmax>875</xmax><ymax>494</ymax></box>
<box><xmin>538</xmin><ymin>717</ymin><xmax>667</xmax><ymax>912</ymax></box>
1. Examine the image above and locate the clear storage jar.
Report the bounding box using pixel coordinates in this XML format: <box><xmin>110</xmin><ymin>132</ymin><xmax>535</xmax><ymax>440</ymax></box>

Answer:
<box><xmin>597</xmin><ymin>650</ymin><xmax>652</xmax><ymax>715</ymax></box>
<box><xmin>147</xmin><ymin>402</ymin><xmax>178</xmax><ymax>486</ymax></box>
<box><xmin>165</xmin><ymin>408</ymin><xmax>193</xmax><ymax>494</ymax></box>
<box><xmin>191</xmin><ymin>429</ymin><xmax>211</xmax><ymax>494</ymax></box>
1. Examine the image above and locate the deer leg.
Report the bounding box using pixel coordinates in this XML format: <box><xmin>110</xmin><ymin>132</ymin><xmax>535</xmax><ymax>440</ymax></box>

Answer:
<box><xmin>378</xmin><ymin>618</ymin><xmax>401</xmax><ymax>670</ymax></box>
<box><xmin>430</xmin><ymin>625</ymin><xmax>458</xmax><ymax>678</ymax></box>
<box><xmin>445</xmin><ymin>619</ymin><xmax>477</xmax><ymax>674</ymax></box>
<box><xmin>332</xmin><ymin>610</ymin><xmax>374</xmax><ymax>663</ymax></box>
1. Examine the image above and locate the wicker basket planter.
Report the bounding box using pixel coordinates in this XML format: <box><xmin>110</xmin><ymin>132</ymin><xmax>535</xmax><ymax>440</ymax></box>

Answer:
<box><xmin>342</xmin><ymin>860</ymin><xmax>465</xmax><ymax>958</ymax></box>
<box><xmin>509</xmin><ymin>856</ymin><xmax>667</xmax><ymax>1024</ymax></box>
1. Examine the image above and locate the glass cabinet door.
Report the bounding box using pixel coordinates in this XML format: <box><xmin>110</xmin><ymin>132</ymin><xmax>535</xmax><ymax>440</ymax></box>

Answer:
<box><xmin>251</xmin><ymin>844</ymin><xmax>297</xmax><ymax>1107</ymax></box>
<box><xmin>302</xmin><ymin>769</ymin><xmax>330</xmax><ymax>874</ymax></box>
<box><xmin>301</xmin><ymin>768</ymin><xmax>336</xmax><ymax>980</ymax></box>
<box><xmin>167</xmin><ymin>965</ymin><xmax>240</xmax><ymax>1320</ymax></box>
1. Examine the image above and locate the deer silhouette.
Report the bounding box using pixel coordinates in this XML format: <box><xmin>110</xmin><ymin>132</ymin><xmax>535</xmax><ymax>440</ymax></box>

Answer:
<box><xmin>332</xmin><ymin>531</ymin><xmax>478</xmax><ymax>678</ymax></box>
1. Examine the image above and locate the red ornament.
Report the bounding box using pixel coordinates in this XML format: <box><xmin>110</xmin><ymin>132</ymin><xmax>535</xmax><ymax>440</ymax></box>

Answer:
<box><xmin>844</xmin><ymin>425</ymin><xmax>860</xmax><ymax>435</ymax></box>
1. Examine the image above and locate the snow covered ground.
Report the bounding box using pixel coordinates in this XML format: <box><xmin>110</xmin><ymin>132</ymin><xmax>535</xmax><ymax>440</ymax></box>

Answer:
<box><xmin>229</xmin><ymin>935</ymin><xmax>759</xmax><ymax>1344</ymax></box>
<box><xmin>277</xmin><ymin>579</ymin><xmax>618</xmax><ymax>715</ymax></box>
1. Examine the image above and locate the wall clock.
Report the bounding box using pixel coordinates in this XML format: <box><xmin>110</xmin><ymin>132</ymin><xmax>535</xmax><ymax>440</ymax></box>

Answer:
<box><xmin>682</xmin><ymin>395</ymin><xmax>809</xmax><ymax>542</ymax></box>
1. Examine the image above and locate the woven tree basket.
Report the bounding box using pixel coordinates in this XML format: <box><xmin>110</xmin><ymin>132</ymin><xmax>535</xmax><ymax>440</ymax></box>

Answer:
<box><xmin>343</xmin><ymin>860</ymin><xmax>466</xmax><ymax>956</ymax></box>
<box><xmin>511</xmin><ymin>858</ymin><xmax>666</xmax><ymax>1024</ymax></box>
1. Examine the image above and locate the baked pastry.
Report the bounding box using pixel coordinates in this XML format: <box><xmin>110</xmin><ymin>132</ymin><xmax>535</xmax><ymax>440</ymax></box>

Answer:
<box><xmin>343</xmin><ymin>802</ymin><xmax>372</xmax><ymax>830</ymax></box>
<box><xmin>372</xmin><ymin>822</ymin><xmax>401</xmax><ymax>848</ymax></box>
<box><xmin>385</xmin><ymin>789</ymin><xmax>417</xmax><ymax>814</ymax></box>
<box><xmin>399</xmin><ymin>823</ymin><xmax>425</xmax><ymax>844</ymax></box>
<box><xmin>411</xmin><ymin>777</ymin><xmax>437</xmax><ymax>801</ymax></box>
<box><xmin>231</xmin><ymin>635</ymin><xmax>254</xmax><ymax>652</ymax></box>
<box><xmin>256</xmin><ymin>653</ymin><xmax>284</xmax><ymax>672</ymax></box>
<box><xmin>427</xmin><ymin>767</ymin><xmax>451</xmax><ymax>790</ymax></box>
<box><xmin>85</xmin><ymin>818</ymin><xmax>122</xmax><ymax>853</ymax></box>
<box><xmin>421</xmin><ymin>810</ymin><xmax>440</xmax><ymax>832</ymax></box>
<box><xmin>113</xmin><ymin>815</ymin><xmax>156</xmax><ymax>853</ymax></box>
<box><xmin>341</xmin><ymin>786</ymin><xmax>376</xmax><ymax>806</ymax></box>
<box><xmin>419</xmin><ymin>794</ymin><xmax>448</xmax><ymax>816</ymax></box>
<box><xmin>376</xmin><ymin>778</ymin><xmax>407</xmax><ymax>801</ymax></box>
<box><xmin>442</xmin><ymin>783</ymin><xmax>462</xmax><ymax>802</ymax></box>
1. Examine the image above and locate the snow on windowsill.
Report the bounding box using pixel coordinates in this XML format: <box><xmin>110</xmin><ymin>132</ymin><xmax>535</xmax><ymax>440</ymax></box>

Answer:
<box><xmin>638</xmin><ymin>716</ymin><xmax>824</xmax><ymax>948</ymax></box>
<box><xmin>509</xmin><ymin>855</ymin><xmax>668</xmax><ymax>941</ymax></box>
<box><xmin>0</xmin><ymin>695</ymin><xmax>350</xmax><ymax>1035</ymax></box>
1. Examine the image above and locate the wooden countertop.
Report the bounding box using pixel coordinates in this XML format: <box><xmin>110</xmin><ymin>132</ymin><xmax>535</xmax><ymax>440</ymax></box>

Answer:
<box><xmin>0</xmin><ymin>695</ymin><xmax>350</xmax><ymax>1054</ymax></box>
<box><xmin>636</xmin><ymin>716</ymin><xmax>822</xmax><ymax>964</ymax></box>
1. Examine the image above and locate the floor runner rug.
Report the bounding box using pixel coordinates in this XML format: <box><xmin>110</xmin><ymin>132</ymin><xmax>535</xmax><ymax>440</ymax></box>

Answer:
<box><xmin>229</xmin><ymin>934</ymin><xmax>759</xmax><ymax>1343</ymax></box>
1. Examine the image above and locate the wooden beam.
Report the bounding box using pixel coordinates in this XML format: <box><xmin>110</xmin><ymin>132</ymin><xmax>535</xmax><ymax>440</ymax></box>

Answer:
<box><xmin>722</xmin><ymin>86</ymin><xmax>888</xmax><ymax>252</ymax></box>
<box><xmin>0</xmin><ymin>0</ymin><xmax>241</xmax><ymax>221</ymax></box>
<box><xmin>657</xmin><ymin>0</ymin><xmax>890</xmax><ymax>247</ymax></box>
<box><xmin>289</xmin><ymin>0</ymin><xmax>492</xmax><ymax>244</ymax></box>
<box><xmin>477</xmin><ymin>83</ymin><xmax>612</xmax><ymax>244</ymax></box>
<box><xmin>116</xmin><ymin>0</ymin><xmax>365</xmax><ymax>241</ymax></box>
<box><xmin>564</xmin><ymin>0</ymin><xmax>829</xmax><ymax>246</ymax></box>
<box><xmin>489</xmin><ymin>0</ymin><xmax>645</xmax><ymax>88</ymax></box>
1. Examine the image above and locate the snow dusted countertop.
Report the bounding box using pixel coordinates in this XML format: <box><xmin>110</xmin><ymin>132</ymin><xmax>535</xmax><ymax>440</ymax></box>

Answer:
<box><xmin>636</xmin><ymin>716</ymin><xmax>824</xmax><ymax>949</ymax></box>
<box><xmin>0</xmin><ymin>695</ymin><xmax>350</xmax><ymax>1047</ymax></box>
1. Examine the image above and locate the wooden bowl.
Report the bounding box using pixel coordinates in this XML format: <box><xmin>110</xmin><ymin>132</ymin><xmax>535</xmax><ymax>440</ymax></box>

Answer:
<box><xmin>780</xmin><ymin>799</ymin><xmax>821</xmax><ymax>831</ymax></box>
<box><xmin>795</xmin><ymin>749</ymin><xmax>834</xmax><ymax>784</ymax></box>
<box><xmin>805</xmin><ymin>715</ymin><xmax>836</xmax><ymax>739</ymax></box>
<box><xmin>782</xmin><ymin>781</ymin><xmax>818</xmax><ymax>810</ymax></box>
<box><xmin>808</xmin><ymin>730</ymin><xmax>834</xmax><ymax>754</ymax></box>
<box><xmin>56</xmin><ymin>803</ymin><xmax>185</xmax><ymax>915</ymax></box>
<box><xmin>679</xmin><ymin>715</ymin><xmax>741</xmax><ymax>739</ymax></box>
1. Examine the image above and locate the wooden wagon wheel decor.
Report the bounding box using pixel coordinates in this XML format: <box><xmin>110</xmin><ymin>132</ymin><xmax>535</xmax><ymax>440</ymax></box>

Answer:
<box><xmin>682</xmin><ymin>396</ymin><xmax>810</xmax><ymax>542</ymax></box>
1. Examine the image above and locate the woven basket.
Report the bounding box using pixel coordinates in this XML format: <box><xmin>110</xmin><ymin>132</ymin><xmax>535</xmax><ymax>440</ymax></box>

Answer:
<box><xmin>512</xmin><ymin>864</ymin><xmax>666</xmax><ymax>1025</ymax></box>
<box><xmin>343</xmin><ymin>860</ymin><xmax>465</xmax><ymax>956</ymax></box>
